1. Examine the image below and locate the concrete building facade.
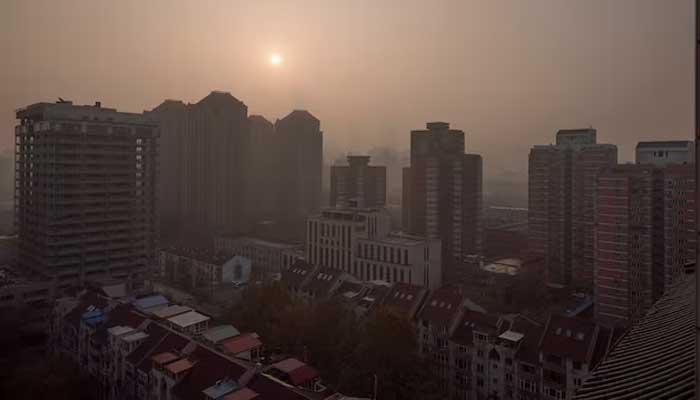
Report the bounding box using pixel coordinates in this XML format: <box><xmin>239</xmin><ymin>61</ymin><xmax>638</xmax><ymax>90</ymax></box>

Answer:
<box><xmin>594</xmin><ymin>164</ymin><xmax>661</xmax><ymax>326</ymax></box>
<box><xmin>528</xmin><ymin>129</ymin><xmax>617</xmax><ymax>288</ymax></box>
<box><xmin>306</xmin><ymin>208</ymin><xmax>441</xmax><ymax>289</ymax></box>
<box><xmin>402</xmin><ymin>122</ymin><xmax>483</xmax><ymax>284</ymax></box>
<box><xmin>14</xmin><ymin>101</ymin><xmax>157</xmax><ymax>288</ymax></box>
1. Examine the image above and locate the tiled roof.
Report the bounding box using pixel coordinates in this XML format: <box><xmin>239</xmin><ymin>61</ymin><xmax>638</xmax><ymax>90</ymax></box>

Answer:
<box><xmin>540</xmin><ymin>314</ymin><xmax>599</xmax><ymax>364</ymax></box>
<box><xmin>165</xmin><ymin>358</ymin><xmax>194</xmax><ymax>374</ymax></box>
<box><xmin>508</xmin><ymin>315</ymin><xmax>544</xmax><ymax>365</ymax></box>
<box><xmin>281</xmin><ymin>260</ymin><xmax>316</xmax><ymax>290</ymax></box>
<box><xmin>270</xmin><ymin>358</ymin><xmax>320</xmax><ymax>386</ymax></box>
<box><xmin>223</xmin><ymin>387</ymin><xmax>260</xmax><ymax>400</ymax></box>
<box><xmin>450</xmin><ymin>310</ymin><xmax>500</xmax><ymax>346</ymax></box>
<box><xmin>172</xmin><ymin>345</ymin><xmax>247</xmax><ymax>400</ymax></box>
<box><xmin>303</xmin><ymin>268</ymin><xmax>342</xmax><ymax>297</ymax></box>
<box><xmin>417</xmin><ymin>288</ymin><xmax>464</xmax><ymax>328</ymax></box>
<box><xmin>573</xmin><ymin>276</ymin><xmax>695</xmax><ymax>400</ymax></box>
<box><xmin>380</xmin><ymin>283</ymin><xmax>427</xmax><ymax>319</ymax></box>
<box><xmin>222</xmin><ymin>333</ymin><xmax>262</xmax><ymax>355</ymax></box>
<box><xmin>203</xmin><ymin>325</ymin><xmax>241</xmax><ymax>344</ymax></box>
<box><xmin>333</xmin><ymin>281</ymin><xmax>366</xmax><ymax>302</ymax></box>
<box><xmin>133</xmin><ymin>294</ymin><xmax>169</xmax><ymax>310</ymax></box>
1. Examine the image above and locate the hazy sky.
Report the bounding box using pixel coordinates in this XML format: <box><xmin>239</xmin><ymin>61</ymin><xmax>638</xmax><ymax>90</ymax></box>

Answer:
<box><xmin>0</xmin><ymin>0</ymin><xmax>694</xmax><ymax>182</ymax></box>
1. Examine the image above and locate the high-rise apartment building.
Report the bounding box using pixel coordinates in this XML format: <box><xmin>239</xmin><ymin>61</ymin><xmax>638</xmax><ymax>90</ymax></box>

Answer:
<box><xmin>275</xmin><ymin>110</ymin><xmax>323</xmax><ymax>240</ymax></box>
<box><xmin>594</xmin><ymin>164</ymin><xmax>662</xmax><ymax>326</ymax></box>
<box><xmin>660</xmin><ymin>164</ymin><xmax>696</xmax><ymax>296</ymax></box>
<box><xmin>635</xmin><ymin>141</ymin><xmax>696</xmax><ymax>299</ymax></box>
<box><xmin>528</xmin><ymin>129</ymin><xmax>617</xmax><ymax>288</ymax></box>
<box><xmin>402</xmin><ymin>122</ymin><xmax>483</xmax><ymax>283</ymax></box>
<box><xmin>635</xmin><ymin>140</ymin><xmax>695</xmax><ymax>166</ymax></box>
<box><xmin>246</xmin><ymin>115</ymin><xmax>278</xmax><ymax>223</ymax></box>
<box><xmin>15</xmin><ymin>101</ymin><xmax>157</xmax><ymax>286</ymax></box>
<box><xmin>330</xmin><ymin>155</ymin><xmax>386</xmax><ymax>208</ymax></box>
<box><xmin>148</xmin><ymin>92</ymin><xmax>250</xmax><ymax>244</ymax></box>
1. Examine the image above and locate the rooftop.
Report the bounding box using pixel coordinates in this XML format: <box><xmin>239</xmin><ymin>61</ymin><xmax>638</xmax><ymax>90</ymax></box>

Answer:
<box><xmin>636</xmin><ymin>140</ymin><xmax>694</xmax><ymax>149</ymax></box>
<box><xmin>168</xmin><ymin>310</ymin><xmax>210</xmax><ymax>328</ymax></box>
<box><xmin>133</xmin><ymin>294</ymin><xmax>169</xmax><ymax>310</ymax></box>
<box><xmin>203</xmin><ymin>325</ymin><xmax>241</xmax><ymax>344</ymax></box>
<box><xmin>149</xmin><ymin>304</ymin><xmax>193</xmax><ymax>319</ymax></box>
<box><xmin>222</xmin><ymin>333</ymin><xmax>262</xmax><ymax>355</ymax></box>
<box><xmin>573</xmin><ymin>275</ymin><xmax>695</xmax><ymax>400</ymax></box>
<box><xmin>165</xmin><ymin>358</ymin><xmax>195</xmax><ymax>374</ymax></box>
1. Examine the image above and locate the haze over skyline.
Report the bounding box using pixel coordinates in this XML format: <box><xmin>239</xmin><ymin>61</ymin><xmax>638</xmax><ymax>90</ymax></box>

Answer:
<box><xmin>1</xmin><ymin>0</ymin><xmax>694</xmax><ymax>184</ymax></box>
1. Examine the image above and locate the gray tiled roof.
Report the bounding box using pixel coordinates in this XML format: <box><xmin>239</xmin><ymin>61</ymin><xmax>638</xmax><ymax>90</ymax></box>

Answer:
<box><xmin>573</xmin><ymin>275</ymin><xmax>695</xmax><ymax>400</ymax></box>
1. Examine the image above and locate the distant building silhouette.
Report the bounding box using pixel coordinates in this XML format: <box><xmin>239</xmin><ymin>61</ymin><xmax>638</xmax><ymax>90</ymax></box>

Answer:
<box><xmin>528</xmin><ymin>129</ymin><xmax>617</xmax><ymax>288</ymax></box>
<box><xmin>14</xmin><ymin>101</ymin><xmax>157</xmax><ymax>287</ymax></box>
<box><xmin>247</xmin><ymin>115</ymin><xmax>278</xmax><ymax>223</ymax></box>
<box><xmin>148</xmin><ymin>91</ymin><xmax>250</xmax><ymax>244</ymax></box>
<box><xmin>402</xmin><ymin>122</ymin><xmax>483</xmax><ymax>283</ymax></box>
<box><xmin>330</xmin><ymin>155</ymin><xmax>386</xmax><ymax>208</ymax></box>
<box><xmin>274</xmin><ymin>110</ymin><xmax>323</xmax><ymax>239</ymax></box>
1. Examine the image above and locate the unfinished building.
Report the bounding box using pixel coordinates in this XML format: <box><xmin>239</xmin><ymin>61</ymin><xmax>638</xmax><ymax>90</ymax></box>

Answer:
<box><xmin>14</xmin><ymin>100</ymin><xmax>157</xmax><ymax>288</ymax></box>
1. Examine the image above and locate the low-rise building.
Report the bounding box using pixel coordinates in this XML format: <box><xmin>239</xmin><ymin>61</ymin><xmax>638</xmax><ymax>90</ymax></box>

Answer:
<box><xmin>214</xmin><ymin>235</ymin><xmax>305</xmax><ymax>275</ymax></box>
<box><xmin>307</xmin><ymin>207</ymin><xmax>441</xmax><ymax>289</ymax></box>
<box><xmin>49</xmin><ymin>288</ymin><xmax>341</xmax><ymax>400</ymax></box>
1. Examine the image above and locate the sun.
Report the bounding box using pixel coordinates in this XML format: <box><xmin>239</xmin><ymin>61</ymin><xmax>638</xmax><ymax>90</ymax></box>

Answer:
<box><xmin>270</xmin><ymin>53</ymin><xmax>283</xmax><ymax>66</ymax></box>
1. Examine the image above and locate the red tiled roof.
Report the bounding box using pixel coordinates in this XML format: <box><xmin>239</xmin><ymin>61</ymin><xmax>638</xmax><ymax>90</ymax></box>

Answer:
<box><xmin>540</xmin><ymin>314</ymin><xmax>598</xmax><ymax>363</ymax></box>
<box><xmin>152</xmin><ymin>352</ymin><xmax>178</xmax><ymax>365</ymax></box>
<box><xmin>288</xmin><ymin>365</ymin><xmax>319</xmax><ymax>386</ymax></box>
<box><xmin>222</xmin><ymin>333</ymin><xmax>262</xmax><ymax>355</ymax></box>
<box><xmin>380</xmin><ymin>283</ymin><xmax>426</xmax><ymax>318</ymax></box>
<box><xmin>172</xmin><ymin>345</ymin><xmax>247</xmax><ymax>400</ymax></box>
<box><xmin>450</xmin><ymin>310</ymin><xmax>500</xmax><ymax>346</ymax></box>
<box><xmin>417</xmin><ymin>287</ymin><xmax>464</xmax><ymax>328</ymax></box>
<box><xmin>165</xmin><ymin>358</ymin><xmax>194</xmax><ymax>374</ymax></box>
<box><xmin>508</xmin><ymin>316</ymin><xmax>544</xmax><ymax>364</ymax></box>
<box><xmin>223</xmin><ymin>387</ymin><xmax>259</xmax><ymax>400</ymax></box>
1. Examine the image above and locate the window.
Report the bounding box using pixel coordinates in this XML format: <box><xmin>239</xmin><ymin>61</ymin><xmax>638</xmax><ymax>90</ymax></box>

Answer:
<box><xmin>519</xmin><ymin>379</ymin><xmax>537</xmax><ymax>393</ymax></box>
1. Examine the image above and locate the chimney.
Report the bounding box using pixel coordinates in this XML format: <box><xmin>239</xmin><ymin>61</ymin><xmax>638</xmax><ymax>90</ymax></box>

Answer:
<box><xmin>95</xmin><ymin>101</ymin><xmax>101</xmax><ymax>108</ymax></box>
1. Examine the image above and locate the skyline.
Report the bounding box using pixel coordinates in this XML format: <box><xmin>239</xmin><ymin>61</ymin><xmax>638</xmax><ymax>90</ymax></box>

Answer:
<box><xmin>1</xmin><ymin>0</ymin><xmax>694</xmax><ymax>184</ymax></box>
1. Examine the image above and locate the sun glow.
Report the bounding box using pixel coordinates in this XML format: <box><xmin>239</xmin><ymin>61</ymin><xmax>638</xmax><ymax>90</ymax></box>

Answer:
<box><xmin>270</xmin><ymin>53</ymin><xmax>283</xmax><ymax>66</ymax></box>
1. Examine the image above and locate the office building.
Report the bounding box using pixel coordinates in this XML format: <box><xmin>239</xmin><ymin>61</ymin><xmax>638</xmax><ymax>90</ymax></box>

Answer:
<box><xmin>528</xmin><ymin>129</ymin><xmax>617</xmax><ymax>288</ymax></box>
<box><xmin>306</xmin><ymin>208</ymin><xmax>441</xmax><ymax>289</ymax></box>
<box><xmin>14</xmin><ymin>101</ymin><xmax>157</xmax><ymax>287</ymax></box>
<box><xmin>330</xmin><ymin>155</ymin><xmax>386</xmax><ymax>208</ymax></box>
<box><xmin>402</xmin><ymin>122</ymin><xmax>483</xmax><ymax>283</ymax></box>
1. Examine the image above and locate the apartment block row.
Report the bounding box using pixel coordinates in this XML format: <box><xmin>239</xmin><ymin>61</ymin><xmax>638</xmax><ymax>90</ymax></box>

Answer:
<box><xmin>151</xmin><ymin>93</ymin><xmax>322</xmax><ymax>244</ymax></box>
<box><xmin>49</xmin><ymin>287</ymin><xmax>355</xmax><ymax>400</ymax></box>
<box><xmin>529</xmin><ymin>131</ymin><xmax>696</xmax><ymax>327</ymax></box>
<box><xmin>278</xmin><ymin>259</ymin><xmax>618</xmax><ymax>400</ymax></box>
<box><xmin>415</xmin><ymin>287</ymin><xmax>621</xmax><ymax>400</ymax></box>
